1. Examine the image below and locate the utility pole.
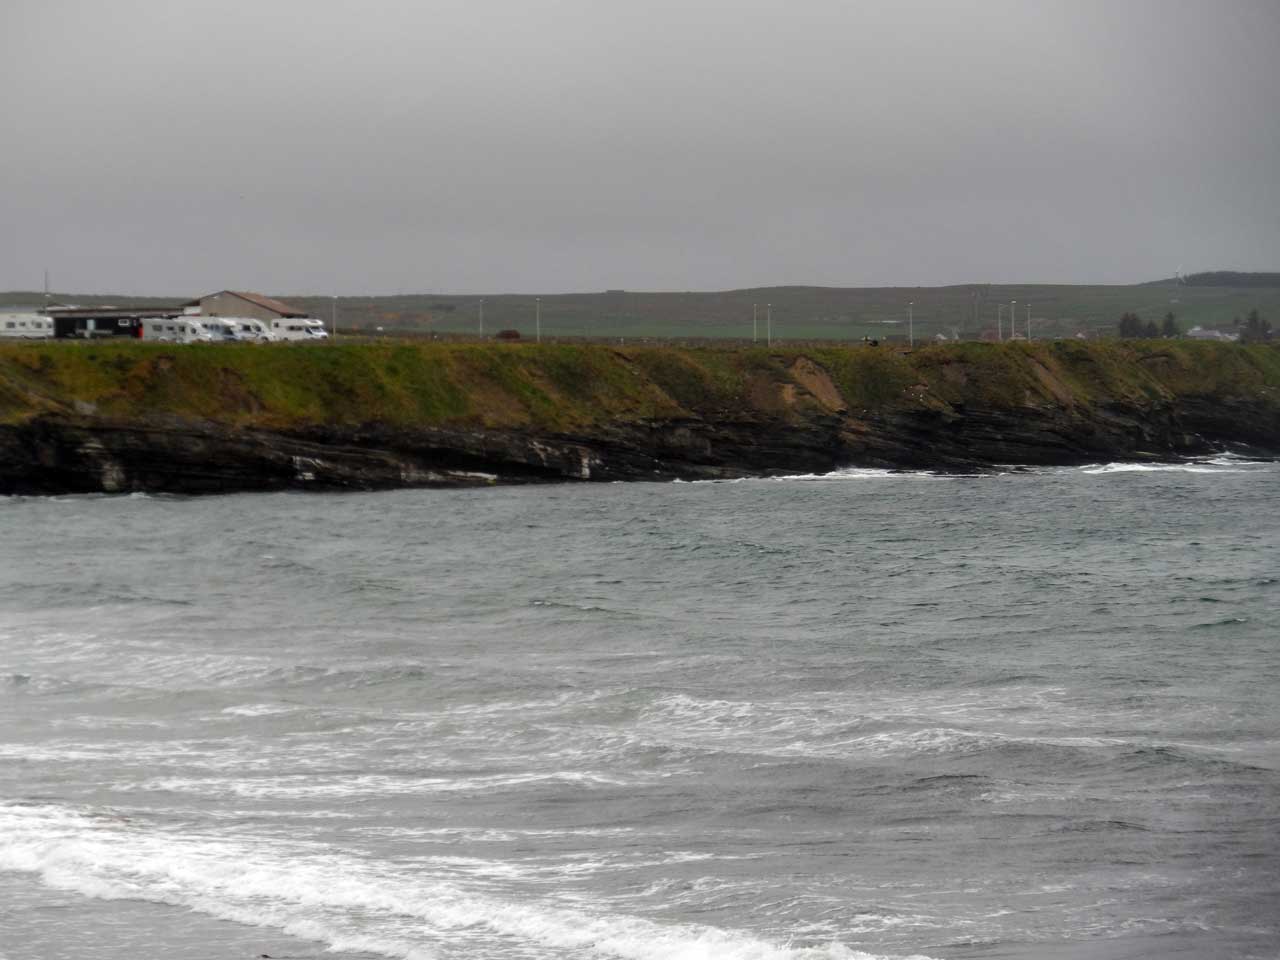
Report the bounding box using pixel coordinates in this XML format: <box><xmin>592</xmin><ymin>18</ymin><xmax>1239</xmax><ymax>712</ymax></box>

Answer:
<box><xmin>1027</xmin><ymin>302</ymin><xmax>1032</xmax><ymax>340</ymax></box>
<box><xmin>908</xmin><ymin>301</ymin><xmax>914</xmax><ymax>347</ymax></box>
<box><xmin>766</xmin><ymin>303</ymin><xmax>772</xmax><ymax>346</ymax></box>
<box><xmin>535</xmin><ymin>297</ymin><xmax>541</xmax><ymax>343</ymax></box>
<box><xmin>753</xmin><ymin>303</ymin><xmax>758</xmax><ymax>343</ymax></box>
<box><xmin>479</xmin><ymin>298</ymin><xmax>484</xmax><ymax>338</ymax></box>
<box><xmin>1011</xmin><ymin>300</ymin><xmax>1017</xmax><ymax>340</ymax></box>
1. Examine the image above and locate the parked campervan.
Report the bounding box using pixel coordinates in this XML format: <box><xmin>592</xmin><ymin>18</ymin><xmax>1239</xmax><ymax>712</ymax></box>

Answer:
<box><xmin>271</xmin><ymin>318</ymin><xmax>329</xmax><ymax>341</ymax></box>
<box><xmin>199</xmin><ymin>317</ymin><xmax>241</xmax><ymax>342</ymax></box>
<box><xmin>141</xmin><ymin>318</ymin><xmax>214</xmax><ymax>343</ymax></box>
<box><xmin>228</xmin><ymin>318</ymin><xmax>273</xmax><ymax>341</ymax></box>
<box><xmin>0</xmin><ymin>314</ymin><xmax>54</xmax><ymax>338</ymax></box>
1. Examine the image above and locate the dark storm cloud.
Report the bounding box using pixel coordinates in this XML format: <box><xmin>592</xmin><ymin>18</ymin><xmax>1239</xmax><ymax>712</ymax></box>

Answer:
<box><xmin>2</xmin><ymin>0</ymin><xmax>1277</xmax><ymax>294</ymax></box>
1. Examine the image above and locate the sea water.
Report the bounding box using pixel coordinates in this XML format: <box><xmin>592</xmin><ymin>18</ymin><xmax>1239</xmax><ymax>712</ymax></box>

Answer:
<box><xmin>1</xmin><ymin>460</ymin><xmax>1277</xmax><ymax>960</ymax></box>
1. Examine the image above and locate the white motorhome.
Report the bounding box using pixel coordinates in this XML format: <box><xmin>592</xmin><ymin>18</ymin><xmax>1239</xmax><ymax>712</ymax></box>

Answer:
<box><xmin>224</xmin><ymin>317</ymin><xmax>273</xmax><ymax>341</ymax></box>
<box><xmin>140</xmin><ymin>318</ymin><xmax>215</xmax><ymax>343</ymax></box>
<box><xmin>198</xmin><ymin>317</ymin><xmax>241</xmax><ymax>342</ymax></box>
<box><xmin>0</xmin><ymin>314</ymin><xmax>54</xmax><ymax>338</ymax></box>
<box><xmin>271</xmin><ymin>318</ymin><xmax>329</xmax><ymax>341</ymax></box>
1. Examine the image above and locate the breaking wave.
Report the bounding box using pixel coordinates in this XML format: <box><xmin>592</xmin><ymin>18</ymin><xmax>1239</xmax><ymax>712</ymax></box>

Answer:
<box><xmin>0</xmin><ymin>803</ymin><xmax>937</xmax><ymax>960</ymax></box>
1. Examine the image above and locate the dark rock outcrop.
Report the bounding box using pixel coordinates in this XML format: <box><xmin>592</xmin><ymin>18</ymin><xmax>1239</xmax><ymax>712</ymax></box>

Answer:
<box><xmin>1</xmin><ymin>390</ymin><xmax>1275</xmax><ymax>496</ymax></box>
<box><xmin>2</xmin><ymin>341</ymin><xmax>1278</xmax><ymax>495</ymax></box>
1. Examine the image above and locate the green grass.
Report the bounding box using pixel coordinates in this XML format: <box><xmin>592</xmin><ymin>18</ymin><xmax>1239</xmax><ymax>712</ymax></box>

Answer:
<box><xmin>270</xmin><ymin>282</ymin><xmax>1280</xmax><ymax>343</ymax></box>
<box><xmin>2</xmin><ymin>339</ymin><xmax>1278</xmax><ymax>432</ymax></box>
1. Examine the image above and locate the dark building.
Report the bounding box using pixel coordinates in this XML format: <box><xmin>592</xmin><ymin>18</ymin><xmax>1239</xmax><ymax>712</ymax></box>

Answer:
<box><xmin>45</xmin><ymin>305</ymin><xmax>185</xmax><ymax>339</ymax></box>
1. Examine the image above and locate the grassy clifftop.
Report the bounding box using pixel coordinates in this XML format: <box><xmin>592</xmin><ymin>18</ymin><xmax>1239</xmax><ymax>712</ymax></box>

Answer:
<box><xmin>2</xmin><ymin>339</ymin><xmax>1279</xmax><ymax>434</ymax></box>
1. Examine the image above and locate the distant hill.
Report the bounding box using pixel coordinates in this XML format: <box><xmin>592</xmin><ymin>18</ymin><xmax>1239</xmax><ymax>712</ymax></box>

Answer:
<box><xmin>1181</xmin><ymin>272</ymin><xmax>1280</xmax><ymax>287</ymax></box>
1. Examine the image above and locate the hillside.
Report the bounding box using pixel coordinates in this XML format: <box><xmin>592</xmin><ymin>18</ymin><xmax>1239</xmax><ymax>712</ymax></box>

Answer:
<box><xmin>281</xmin><ymin>282</ymin><xmax>1276</xmax><ymax>343</ymax></box>
<box><xmin>5</xmin><ymin>278</ymin><xmax>1279</xmax><ymax>342</ymax></box>
<box><xmin>1</xmin><ymin>339</ymin><xmax>1278</xmax><ymax>494</ymax></box>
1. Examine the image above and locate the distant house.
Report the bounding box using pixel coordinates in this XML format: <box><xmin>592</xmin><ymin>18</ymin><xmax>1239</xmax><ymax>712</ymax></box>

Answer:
<box><xmin>185</xmin><ymin>291</ymin><xmax>311</xmax><ymax>322</ymax></box>
<box><xmin>1185</xmin><ymin>326</ymin><xmax>1238</xmax><ymax>342</ymax></box>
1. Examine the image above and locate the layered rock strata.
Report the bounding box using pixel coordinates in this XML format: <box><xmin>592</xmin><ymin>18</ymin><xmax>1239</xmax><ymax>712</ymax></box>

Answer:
<box><xmin>1</xmin><ymin>342</ymin><xmax>1277</xmax><ymax>494</ymax></box>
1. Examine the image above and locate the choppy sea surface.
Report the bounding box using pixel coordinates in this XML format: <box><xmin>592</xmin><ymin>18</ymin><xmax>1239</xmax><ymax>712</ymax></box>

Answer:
<box><xmin>2</xmin><ymin>459</ymin><xmax>1278</xmax><ymax>960</ymax></box>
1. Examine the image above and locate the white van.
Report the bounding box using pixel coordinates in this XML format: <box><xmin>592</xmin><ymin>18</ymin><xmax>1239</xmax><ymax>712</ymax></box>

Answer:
<box><xmin>141</xmin><ymin>318</ymin><xmax>214</xmax><ymax>343</ymax></box>
<box><xmin>199</xmin><ymin>317</ymin><xmax>242</xmax><ymax>342</ymax></box>
<box><xmin>271</xmin><ymin>318</ymin><xmax>329</xmax><ymax>341</ymax></box>
<box><xmin>0</xmin><ymin>314</ymin><xmax>54</xmax><ymax>338</ymax></box>
<box><xmin>227</xmin><ymin>318</ymin><xmax>273</xmax><ymax>342</ymax></box>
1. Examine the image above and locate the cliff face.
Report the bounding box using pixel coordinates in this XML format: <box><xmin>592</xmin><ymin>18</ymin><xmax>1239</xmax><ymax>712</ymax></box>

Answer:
<box><xmin>1</xmin><ymin>340</ymin><xmax>1277</xmax><ymax>494</ymax></box>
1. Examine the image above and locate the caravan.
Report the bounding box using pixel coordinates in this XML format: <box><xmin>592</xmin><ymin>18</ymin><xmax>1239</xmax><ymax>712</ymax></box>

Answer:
<box><xmin>228</xmin><ymin>318</ymin><xmax>273</xmax><ymax>341</ymax></box>
<box><xmin>198</xmin><ymin>317</ymin><xmax>241</xmax><ymax>342</ymax></box>
<box><xmin>271</xmin><ymin>318</ymin><xmax>329</xmax><ymax>341</ymax></box>
<box><xmin>140</xmin><ymin>318</ymin><xmax>215</xmax><ymax>343</ymax></box>
<box><xmin>0</xmin><ymin>314</ymin><xmax>54</xmax><ymax>339</ymax></box>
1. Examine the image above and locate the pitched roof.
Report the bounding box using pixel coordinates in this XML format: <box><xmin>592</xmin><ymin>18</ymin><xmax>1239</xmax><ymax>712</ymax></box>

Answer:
<box><xmin>185</xmin><ymin>290</ymin><xmax>309</xmax><ymax>317</ymax></box>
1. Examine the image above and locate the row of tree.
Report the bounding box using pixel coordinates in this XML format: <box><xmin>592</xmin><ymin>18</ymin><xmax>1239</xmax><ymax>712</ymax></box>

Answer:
<box><xmin>1116</xmin><ymin>309</ymin><xmax>1272</xmax><ymax>341</ymax></box>
<box><xmin>1117</xmin><ymin>312</ymin><xmax>1179</xmax><ymax>338</ymax></box>
<box><xmin>1238</xmin><ymin>309</ymin><xmax>1274</xmax><ymax>343</ymax></box>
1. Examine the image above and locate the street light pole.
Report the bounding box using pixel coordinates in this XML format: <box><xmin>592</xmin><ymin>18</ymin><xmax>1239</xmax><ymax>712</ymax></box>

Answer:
<box><xmin>535</xmin><ymin>297</ymin><xmax>541</xmax><ymax>343</ymax></box>
<box><xmin>1027</xmin><ymin>302</ymin><xmax>1031</xmax><ymax>340</ymax></box>
<box><xmin>766</xmin><ymin>303</ymin><xmax>772</xmax><ymax>346</ymax></box>
<box><xmin>479</xmin><ymin>298</ymin><xmax>484</xmax><ymax>338</ymax></box>
<box><xmin>908</xmin><ymin>301</ymin><xmax>914</xmax><ymax>347</ymax></box>
<box><xmin>1011</xmin><ymin>300</ymin><xmax>1017</xmax><ymax>341</ymax></box>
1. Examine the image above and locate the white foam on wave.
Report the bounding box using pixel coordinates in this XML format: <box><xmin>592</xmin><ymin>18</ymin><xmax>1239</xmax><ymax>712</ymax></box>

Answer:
<box><xmin>1080</xmin><ymin>462</ymin><xmax>1247</xmax><ymax>475</ymax></box>
<box><xmin>688</xmin><ymin>468</ymin><xmax>938</xmax><ymax>484</ymax></box>
<box><xmin>1202</xmin><ymin>454</ymin><xmax>1274</xmax><ymax>466</ymax></box>
<box><xmin>0</xmin><ymin>803</ymin><xmax>938</xmax><ymax>960</ymax></box>
<box><xmin>129</xmin><ymin>769</ymin><xmax>640</xmax><ymax>799</ymax></box>
<box><xmin>361</xmin><ymin>825</ymin><xmax>639</xmax><ymax>843</ymax></box>
<box><xmin>835</xmin><ymin>727</ymin><xmax>1131</xmax><ymax>758</ymax></box>
<box><xmin>771</xmin><ymin>467</ymin><xmax>938</xmax><ymax>482</ymax></box>
<box><xmin>220</xmin><ymin>703</ymin><xmax>298</xmax><ymax>717</ymax></box>
<box><xmin>636</xmin><ymin>690</ymin><xmax>1123</xmax><ymax>761</ymax></box>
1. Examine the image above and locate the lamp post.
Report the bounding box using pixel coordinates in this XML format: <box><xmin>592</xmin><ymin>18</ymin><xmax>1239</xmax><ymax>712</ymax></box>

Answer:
<box><xmin>479</xmin><ymin>298</ymin><xmax>484</xmax><ymax>338</ymax></box>
<box><xmin>1026</xmin><ymin>302</ymin><xmax>1032</xmax><ymax>341</ymax></box>
<box><xmin>908</xmin><ymin>301</ymin><xmax>914</xmax><ymax>347</ymax></box>
<box><xmin>1011</xmin><ymin>300</ymin><xmax>1017</xmax><ymax>340</ymax></box>
<box><xmin>535</xmin><ymin>297</ymin><xmax>541</xmax><ymax>343</ymax></box>
<box><xmin>766</xmin><ymin>303</ymin><xmax>773</xmax><ymax>346</ymax></box>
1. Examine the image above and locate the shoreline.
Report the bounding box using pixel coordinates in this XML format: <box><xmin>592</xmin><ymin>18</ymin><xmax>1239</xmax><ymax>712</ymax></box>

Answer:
<box><xmin>2</xmin><ymin>340</ymin><xmax>1278</xmax><ymax>495</ymax></box>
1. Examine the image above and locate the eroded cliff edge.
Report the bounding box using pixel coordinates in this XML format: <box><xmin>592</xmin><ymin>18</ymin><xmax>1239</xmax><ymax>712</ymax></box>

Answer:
<box><xmin>1</xmin><ymin>340</ymin><xmax>1278</xmax><ymax>494</ymax></box>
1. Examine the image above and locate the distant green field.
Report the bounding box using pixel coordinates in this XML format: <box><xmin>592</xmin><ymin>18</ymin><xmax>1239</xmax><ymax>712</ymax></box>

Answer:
<box><xmin>4</xmin><ymin>279</ymin><xmax>1278</xmax><ymax>343</ymax></box>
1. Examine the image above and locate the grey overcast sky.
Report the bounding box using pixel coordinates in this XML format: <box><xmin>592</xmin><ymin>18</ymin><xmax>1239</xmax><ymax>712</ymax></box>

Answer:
<box><xmin>2</xmin><ymin>0</ymin><xmax>1278</xmax><ymax>295</ymax></box>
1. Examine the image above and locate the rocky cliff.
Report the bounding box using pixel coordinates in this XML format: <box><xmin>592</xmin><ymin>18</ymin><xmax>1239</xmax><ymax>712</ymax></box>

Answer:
<box><xmin>1</xmin><ymin>340</ymin><xmax>1277</xmax><ymax>494</ymax></box>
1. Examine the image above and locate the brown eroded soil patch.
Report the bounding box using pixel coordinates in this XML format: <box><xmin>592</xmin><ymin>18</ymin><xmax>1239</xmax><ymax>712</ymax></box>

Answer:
<box><xmin>787</xmin><ymin>357</ymin><xmax>848</xmax><ymax>412</ymax></box>
<box><xmin>745</xmin><ymin>372</ymin><xmax>788</xmax><ymax>414</ymax></box>
<box><xmin>1030</xmin><ymin>357</ymin><xmax>1078</xmax><ymax>407</ymax></box>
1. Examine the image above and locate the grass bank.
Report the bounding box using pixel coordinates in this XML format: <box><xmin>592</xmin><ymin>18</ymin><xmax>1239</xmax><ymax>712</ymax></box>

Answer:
<box><xmin>1</xmin><ymin>339</ymin><xmax>1278</xmax><ymax>433</ymax></box>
